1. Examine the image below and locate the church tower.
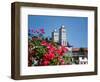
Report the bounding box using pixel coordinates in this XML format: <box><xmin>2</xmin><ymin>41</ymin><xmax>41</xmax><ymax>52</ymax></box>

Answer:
<box><xmin>59</xmin><ymin>25</ymin><xmax>67</xmax><ymax>46</ymax></box>
<box><xmin>52</xmin><ymin>29</ymin><xmax>59</xmax><ymax>43</ymax></box>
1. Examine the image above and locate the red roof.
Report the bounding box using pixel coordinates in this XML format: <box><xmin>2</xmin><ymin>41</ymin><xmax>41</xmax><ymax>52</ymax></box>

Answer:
<box><xmin>72</xmin><ymin>48</ymin><xmax>88</xmax><ymax>52</ymax></box>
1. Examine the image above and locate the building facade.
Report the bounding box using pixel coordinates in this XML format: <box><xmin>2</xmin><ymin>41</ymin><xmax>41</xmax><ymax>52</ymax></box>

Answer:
<box><xmin>72</xmin><ymin>48</ymin><xmax>88</xmax><ymax>64</ymax></box>
<box><xmin>52</xmin><ymin>29</ymin><xmax>59</xmax><ymax>43</ymax></box>
<box><xmin>59</xmin><ymin>25</ymin><xmax>67</xmax><ymax>46</ymax></box>
<box><xmin>52</xmin><ymin>25</ymin><xmax>67</xmax><ymax>46</ymax></box>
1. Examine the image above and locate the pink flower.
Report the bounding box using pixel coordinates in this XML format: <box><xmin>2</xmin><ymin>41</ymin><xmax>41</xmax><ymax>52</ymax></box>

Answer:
<box><xmin>46</xmin><ymin>43</ymin><xmax>56</xmax><ymax>53</ymax></box>
<box><xmin>43</xmin><ymin>52</ymin><xmax>55</xmax><ymax>61</ymax></box>
<box><xmin>61</xmin><ymin>59</ymin><xmax>65</xmax><ymax>65</ymax></box>
<box><xmin>56</xmin><ymin>49</ymin><xmax>63</xmax><ymax>56</ymax></box>
<box><xmin>41</xmin><ymin>40</ymin><xmax>48</xmax><ymax>46</ymax></box>
<box><xmin>61</xmin><ymin>46</ymin><xmax>68</xmax><ymax>53</ymax></box>
<box><xmin>49</xmin><ymin>52</ymin><xmax>55</xmax><ymax>60</ymax></box>
<box><xmin>57</xmin><ymin>56</ymin><xmax>62</xmax><ymax>61</ymax></box>
<box><xmin>40</xmin><ymin>28</ymin><xmax>45</xmax><ymax>34</ymax></box>
<box><xmin>42</xmin><ymin>60</ymin><xmax>50</xmax><ymax>65</ymax></box>
<box><xmin>40</xmin><ymin>28</ymin><xmax>44</xmax><ymax>31</ymax></box>
<box><xmin>56</xmin><ymin>46</ymin><xmax>68</xmax><ymax>56</ymax></box>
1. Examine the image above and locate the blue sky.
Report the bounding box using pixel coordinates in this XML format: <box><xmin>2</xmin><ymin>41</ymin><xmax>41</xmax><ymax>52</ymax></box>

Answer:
<box><xmin>28</xmin><ymin>15</ymin><xmax>88</xmax><ymax>48</ymax></box>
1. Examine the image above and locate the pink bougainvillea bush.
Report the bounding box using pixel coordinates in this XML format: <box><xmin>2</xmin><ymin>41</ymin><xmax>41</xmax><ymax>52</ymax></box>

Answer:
<box><xmin>28</xmin><ymin>28</ymin><xmax>68</xmax><ymax>66</ymax></box>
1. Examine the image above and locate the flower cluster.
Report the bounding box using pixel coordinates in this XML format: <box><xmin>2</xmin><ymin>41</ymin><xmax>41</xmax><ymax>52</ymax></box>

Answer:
<box><xmin>28</xmin><ymin>28</ymin><xmax>68</xmax><ymax>66</ymax></box>
<box><xmin>28</xmin><ymin>28</ymin><xmax>45</xmax><ymax>39</ymax></box>
<box><xmin>29</xmin><ymin>28</ymin><xmax>45</xmax><ymax>34</ymax></box>
<box><xmin>40</xmin><ymin>41</ymin><xmax>68</xmax><ymax>65</ymax></box>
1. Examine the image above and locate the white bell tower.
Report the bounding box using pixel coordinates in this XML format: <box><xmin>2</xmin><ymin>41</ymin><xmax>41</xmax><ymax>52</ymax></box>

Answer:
<box><xmin>52</xmin><ymin>29</ymin><xmax>59</xmax><ymax>43</ymax></box>
<box><xmin>59</xmin><ymin>25</ymin><xmax>67</xmax><ymax>46</ymax></box>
